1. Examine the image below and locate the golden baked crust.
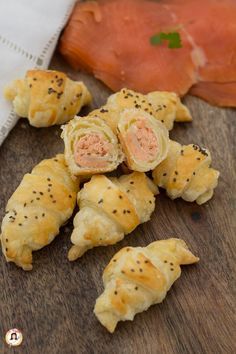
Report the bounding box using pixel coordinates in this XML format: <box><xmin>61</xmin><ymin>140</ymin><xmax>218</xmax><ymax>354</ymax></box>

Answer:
<box><xmin>89</xmin><ymin>88</ymin><xmax>192</xmax><ymax>132</ymax></box>
<box><xmin>68</xmin><ymin>172</ymin><xmax>157</xmax><ymax>261</ymax></box>
<box><xmin>4</xmin><ymin>69</ymin><xmax>91</xmax><ymax>127</ymax></box>
<box><xmin>0</xmin><ymin>154</ymin><xmax>79</xmax><ymax>270</ymax></box>
<box><xmin>94</xmin><ymin>238</ymin><xmax>199</xmax><ymax>333</ymax></box>
<box><xmin>152</xmin><ymin>140</ymin><xmax>219</xmax><ymax>204</ymax></box>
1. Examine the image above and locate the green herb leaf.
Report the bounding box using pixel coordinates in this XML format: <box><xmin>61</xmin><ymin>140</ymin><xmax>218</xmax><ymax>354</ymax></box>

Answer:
<box><xmin>150</xmin><ymin>31</ymin><xmax>182</xmax><ymax>49</ymax></box>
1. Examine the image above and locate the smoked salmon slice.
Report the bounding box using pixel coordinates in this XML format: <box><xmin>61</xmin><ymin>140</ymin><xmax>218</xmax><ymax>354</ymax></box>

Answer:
<box><xmin>60</xmin><ymin>0</ymin><xmax>236</xmax><ymax>107</ymax></box>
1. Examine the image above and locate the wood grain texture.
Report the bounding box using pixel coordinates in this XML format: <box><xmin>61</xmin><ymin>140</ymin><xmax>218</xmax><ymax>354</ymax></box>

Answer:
<box><xmin>0</xmin><ymin>53</ymin><xmax>235</xmax><ymax>354</ymax></box>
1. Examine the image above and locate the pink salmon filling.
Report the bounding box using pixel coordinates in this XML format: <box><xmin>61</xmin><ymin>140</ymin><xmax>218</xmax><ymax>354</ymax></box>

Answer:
<box><xmin>74</xmin><ymin>133</ymin><xmax>112</xmax><ymax>168</ymax></box>
<box><xmin>125</xmin><ymin>119</ymin><xmax>158</xmax><ymax>161</ymax></box>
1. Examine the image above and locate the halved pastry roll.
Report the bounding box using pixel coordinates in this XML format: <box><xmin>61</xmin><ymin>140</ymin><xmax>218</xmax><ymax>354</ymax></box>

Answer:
<box><xmin>117</xmin><ymin>109</ymin><xmax>169</xmax><ymax>172</ymax></box>
<box><xmin>61</xmin><ymin>116</ymin><xmax>124</xmax><ymax>176</ymax></box>
<box><xmin>152</xmin><ymin>140</ymin><xmax>220</xmax><ymax>204</ymax></box>
<box><xmin>4</xmin><ymin>69</ymin><xmax>92</xmax><ymax>127</ymax></box>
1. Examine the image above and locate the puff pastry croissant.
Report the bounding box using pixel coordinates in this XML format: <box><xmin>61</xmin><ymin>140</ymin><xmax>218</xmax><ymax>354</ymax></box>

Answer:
<box><xmin>152</xmin><ymin>140</ymin><xmax>219</xmax><ymax>204</ymax></box>
<box><xmin>68</xmin><ymin>172</ymin><xmax>158</xmax><ymax>261</ymax></box>
<box><xmin>0</xmin><ymin>154</ymin><xmax>79</xmax><ymax>270</ymax></box>
<box><xmin>117</xmin><ymin>108</ymin><xmax>169</xmax><ymax>172</ymax></box>
<box><xmin>89</xmin><ymin>88</ymin><xmax>192</xmax><ymax>132</ymax></box>
<box><xmin>62</xmin><ymin>116</ymin><xmax>124</xmax><ymax>176</ymax></box>
<box><xmin>94</xmin><ymin>238</ymin><xmax>199</xmax><ymax>333</ymax></box>
<box><xmin>4</xmin><ymin>69</ymin><xmax>92</xmax><ymax>127</ymax></box>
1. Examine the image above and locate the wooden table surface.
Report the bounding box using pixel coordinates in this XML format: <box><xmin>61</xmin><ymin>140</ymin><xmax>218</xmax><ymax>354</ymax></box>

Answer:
<box><xmin>0</xmin><ymin>53</ymin><xmax>235</xmax><ymax>354</ymax></box>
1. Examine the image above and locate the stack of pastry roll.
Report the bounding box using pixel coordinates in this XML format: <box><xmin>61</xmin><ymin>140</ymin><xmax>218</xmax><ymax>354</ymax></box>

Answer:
<box><xmin>152</xmin><ymin>140</ymin><xmax>220</xmax><ymax>204</ymax></box>
<box><xmin>94</xmin><ymin>238</ymin><xmax>199</xmax><ymax>333</ymax></box>
<box><xmin>4</xmin><ymin>69</ymin><xmax>92</xmax><ymax>127</ymax></box>
<box><xmin>68</xmin><ymin>172</ymin><xmax>158</xmax><ymax>261</ymax></box>
<box><xmin>62</xmin><ymin>116</ymin><xmax>124</xmax><ymax>176</ymax></box>
<box><xmin>89</xmin><ymin>88</ymin><xmax>192</xmax><ymax>132</ymax></box>
<box><xmin>0</xmin><ymin>155</ymin><xmax>79</xmax><ymax>270</ymax></box>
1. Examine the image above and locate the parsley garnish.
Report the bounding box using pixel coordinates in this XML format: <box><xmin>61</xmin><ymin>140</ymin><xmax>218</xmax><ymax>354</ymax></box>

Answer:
<box><xmin>150</xmin><ymin>32</ymin><xmax>182</xmax><ymax>48</ymax></box>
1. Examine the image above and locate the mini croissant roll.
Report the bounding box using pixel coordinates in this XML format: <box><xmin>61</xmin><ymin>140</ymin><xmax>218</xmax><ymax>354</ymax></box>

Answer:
<box><xmin>0</xmin><ymin>154</ymin><xmax>79</xmax><ymax>270</ymax></box>
<box><xmin>4</xmin><ymin>69</ymin><xmax>92</xmax><ymax>127</ymax></box>
<box><xmin>89</xmin><ymin>88</ymin><xmax>192</xmax><ymax>132</ymax></box>
<box><xmin>152</xmin><ymin>140</ymin><xmax>220</xmax><ymax>204</ymax></box>
<box><xmin>68</xmin><ymin>172</ymin><xmax>158</xmax><ymax>261</ymax></box>
<box><xmin>62</xmin><ymin>116</ymin><xmax>124</xmax><ymax>176</ymax></box>
<box><xmin>117</xmin><ymin>108</ymin><xmax>169</xmax><ymax>172</ymax></box>
<box><xmin>94</xmin><ymin>238</ymin><xmax>199</xmax><ymax>333</ymax></box>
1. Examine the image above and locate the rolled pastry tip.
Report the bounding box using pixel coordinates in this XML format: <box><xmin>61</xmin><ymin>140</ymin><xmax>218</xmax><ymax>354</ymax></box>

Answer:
<box><xmin>117</xmin><ymin>108</ymin><xmax>169</xmax><ymax>172</ymax></box>
<box><xmin>62</xmin><ymin>116</ymin><xmax>124</xmax><ymax>176</ymax></box>
<box><xmin>94</xmin><ymin>238</ymin><xmax>199</xmax><ymax>333</ymax></box>
<box><xmin>4</xmin><ymin>69</ymin><xmax>92</xmax><ymax>127</ymax></box>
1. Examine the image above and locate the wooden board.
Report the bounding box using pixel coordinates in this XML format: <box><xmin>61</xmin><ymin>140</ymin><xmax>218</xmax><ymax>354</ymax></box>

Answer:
<box><xmin>0</xmin><ymin>53</ymin><xmax>235</xmax><ymax>354</ymax></box>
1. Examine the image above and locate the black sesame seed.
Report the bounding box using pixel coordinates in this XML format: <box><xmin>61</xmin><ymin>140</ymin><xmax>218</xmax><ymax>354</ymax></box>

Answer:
<box><xmin>173</xmin><ymin>178</ymin><xmax>176</xmax><ymax>182</ymax></box>
<box><xmin>161</xmin><ymin>120</ymin><xmax>164</xmax><ymax>123</ymax></box>
<box><xmin>29</xmin><ymin>84</ymin><xmax>32</xmax><ymax>88</ymax></box>
<box><xmin>131</xmin><ymin>269</ymin><xmax>135</xmax><ymax>272</ymax></box>
<box><xmin>50</xmin><ymin>195</ymin><xmax>53</xmax><ymax>198</ymax></box>
<box><xmin>6</xmin><ymin>248</ymin><xmax>8</xmax><ymax>251</ymax></box>
<box><xmin>112</xmin><ymin>210</ymin><xmax>117</xmax><ymax>214</ymax></box>
<box><xmin>24</xmin><ymin>216</ymin><xmax>28</xmax><ymax>219</ymax></box>
<box><xmin>130</xmin><ymin>181</ymin><xmax>134</xmax><ymax>184</ymax></box>
<box><xmin>47</xmin><ymin>178</ymin><xmax>51</xmax><ymax>181</ymax></box>
<box><xmin>139</xmin><ymin>268</ymin><xmax>143</xmax><ymax>272</ymax></box>
<box><xmin>163</xmin><ymin>173</ymin><xmax>167</xmax><ymax>176</ymax></box>
<box><xmin>164</xmin><ymin>260</ymin><xmax>168</xmax><ymax>263</ymax></box>
<box><xmin>123</xmin><ymin>210</ymin><xmax>126</xmax><ymax>214</ymax></box>
<box><xmin>126</xmin><ymin>248</ymin><xmax>130</xmax><ymax>252</ymax></box>
<box><xmin>36</xmin><ymin>197</ymin><xmax>40</xmax><ymax>201</ymax></box>
<box><xmin>24</xmin><ymin>203</ymin><xmax>27</xmax><ymax>207</ymax></box>
<box><xmin>186</xmin><ymin>178</ymin><xmax>190</xmax><ymax>182</ymax></box>
<box><xmin>126</xmin><ymin>189</ymin><xmax>130</xmax><ymax>193</ymax></box>
<box><xmin>114</xmin><ymin>291</ymin><xmax>118</xmax><ymax>295</ymax></box>
<box><xmin>170</xmin><ymin>262</ymin><xmax>173</xmax><ymax>266</ymax></box>
<box><xmin>113</xmin><ymin>259</ymin><xmax>117</xmax><ymax>262</ymax></box>
<box><xmin>127</xmin><ymin>210</ymin><xmax>131</xmax><ymax>214</ymax></box>
<box><xmin>31</xmin><ymin>200</ymin><xmax>34</xmax><ymax>203</ymax></box>
<box><xmin>135</xmin><ymin>286</ymin><xmax>138</xmax><ymax>290</ymax></box>
<box><xmin>181</xmin><ymin>150</ymin><xmax>184</xmax><ymax>155</ymax></box>
<box><xmin>69</xmin><ymin>195</ymin><xmax>72</xmax><ymax>198</ymax></box>
<box><xmin>42</xmin><ymin>213</ymin><xmax>45</xmax><ymax>217</ymax></box>
<box><xmin>35</xmin><ymin>216</ymin><xmax>38</xmax><ymax>219</ymax></box>
<box><xmin>121</xmin><ymin>270</ymin><xmax>125</xmax><ymax>274</ymax></box>
<box><xmin>48</xmin><ymin>184</ymin><xmax>52</xmax><ymax>187</ymax></box>
<box><xmin>193</xmin><ymin>172</ymin><xmax>196</xmax><ymax>175</ymax></box>
<box><xmin>63</xmin><ymin>107</ymin><xmax>66</xmax><ymax>111</ymax></box>
<box><xmin>33</xmin><ymin>191</ymin><xmax>36</xmax><ymax>194</ymax></box>
<box><xmin>119</xmin><ymin>195</ymin><xmax>123</xmax><ymax>199</ymax></box>
<box><xmin>6</xmin><ymin>239</ymin><xmax>8</xmax><ymax>242</ymax></box>
<box><xmin>170</xmin><ymin>268</ymin><xmax>174</xmax><ymax>271</ymax></box>
<box><xmin>98</xmin><ymin>199</ymin><xmax>103</xmax><ymax>204</ymax></box>
<box><xmin>197</xmin><ymin>157</ymin><xmax>201</xmax><ymax>160</ymax></box>
<box><xmin>149</xmin><ymin>200</ymin><xmax>152</xmax><ymax>204</ymax></box>
<box><xmin>48</xmin><ymin>189</ymin><xmax>51</xmax><ymax>192</ymax></box>
<box><xmin>40</xmin><ymin>192</ymin><xmax>43</xmax><ymax>195</ymax></box>
<box><xmin>18</xmin><ymin>223</ymin><xmax>22</xmax><ymax>226</ymax></box>
<box><xmin>175</xmin><ymin>171</ymin><xmax>178</xmax><ymax>175</ymax></box>
<box><xmin>145</xmin><ymin>260</ymin><xmax>149</xmax><ymax>263</ymax></box>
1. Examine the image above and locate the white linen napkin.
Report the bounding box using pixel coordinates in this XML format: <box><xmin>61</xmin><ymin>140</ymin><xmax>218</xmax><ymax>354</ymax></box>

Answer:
<box><xmin>0</xmin><ymin>0</ymin><xmax>76</xmax><ymax>145</ymax></box>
